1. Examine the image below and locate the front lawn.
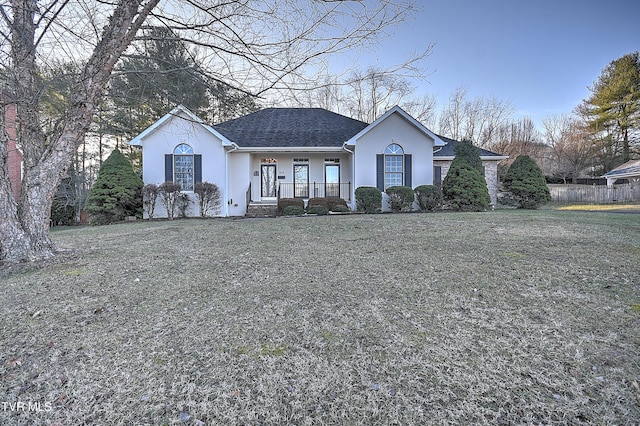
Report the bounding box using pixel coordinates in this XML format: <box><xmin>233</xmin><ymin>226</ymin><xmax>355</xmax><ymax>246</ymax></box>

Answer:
<box><xmin>1</xmin><ymin>211</ymin><xmax>639</xmax><ymax>424</ymax></box>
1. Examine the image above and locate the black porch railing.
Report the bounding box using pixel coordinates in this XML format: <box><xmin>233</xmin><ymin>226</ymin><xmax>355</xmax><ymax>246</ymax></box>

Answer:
<box><xmin>245</xmin><ymin>182</ymin><xmax>252</xmax><ymax>214</ymax></box>
<box><xmin>277</xmin><ymin>182</ymin><xmax>351</xmax><ymax>201</ymax></box>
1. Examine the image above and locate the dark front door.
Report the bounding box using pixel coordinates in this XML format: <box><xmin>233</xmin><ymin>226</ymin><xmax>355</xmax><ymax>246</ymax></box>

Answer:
<box><xmin>261</xmin><ymin>164</ymin><xmax>277</xmax><ymax>198</ymax></box>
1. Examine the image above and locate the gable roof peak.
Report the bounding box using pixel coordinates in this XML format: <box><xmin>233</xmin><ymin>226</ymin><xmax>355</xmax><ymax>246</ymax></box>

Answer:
<box><xmin>347</xmin><ymin>105</ymin><xmax>446</xmax><ymax>146</ymax></box>
<box><xmin>129</xmin><ymin>104</ymin><xmax>233</xmax><ymax>146</ymax></box>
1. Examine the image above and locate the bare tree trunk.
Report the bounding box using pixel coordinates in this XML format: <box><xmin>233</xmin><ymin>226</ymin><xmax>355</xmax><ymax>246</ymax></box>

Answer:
<box><xmin>1</xmin><ymin>0</ymin><xmax>415</xmax><ymax>262</ymax></box>
<box><xmin>0</xmin><ymin>108</ymin><xmax>32</xmax><ymax>261</ymax></box>
<box><xmin>0</xmin><ymin>0</ymin><xmax>159</xmax><ymax>262</ymax></box>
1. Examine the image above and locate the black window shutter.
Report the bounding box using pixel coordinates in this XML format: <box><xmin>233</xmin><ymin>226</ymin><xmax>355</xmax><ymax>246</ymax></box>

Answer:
<box><xmin>434</xmin><ymin>166</ymin><xmax>442</xmax><ymax>187</ymax></box>
<box><xmin>165</xmin><ymin>154</ymin><xmax>173</xmax><ymax>183</ymax></box>
<box><xmin>376</xmin><ymin>154</ymin><xmax>384</xmax><ymax>191</ymax></box>
<box><xmin>404</xmin><ymin>154</ymin><xmax>412</xmax><ymax>187</ymax></box>
<box><xmin>194</xmin><ymin>155</ymin><xmax>202</xmax><ymax>184</ymax></box>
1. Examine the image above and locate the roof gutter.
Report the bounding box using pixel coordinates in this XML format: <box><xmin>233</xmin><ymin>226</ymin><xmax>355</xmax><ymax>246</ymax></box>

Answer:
<box><xmin>224</xmin><ymin>143</ymin><xmax>240</xmax><ymax>216</ymax></box>
<box><xmin>433</xmin><ymin>155</ymin><xmax>509</xmax><ymax>161</ymax></box>
<box><xmin>232</xmin><ymin>146</ymin><xmax>346</xmax><ymax>153</ymax></box>
<box><xmin>342</xmin><ymin>142</ymin><xmax>356</xmax><ymax>210</ymax></box>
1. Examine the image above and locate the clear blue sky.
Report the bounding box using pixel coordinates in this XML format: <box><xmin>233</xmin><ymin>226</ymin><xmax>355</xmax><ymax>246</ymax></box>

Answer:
<box><xmin>358</xmin><ymin>0</ymin><xmax>640</xmax><ymax>127</ymax></box>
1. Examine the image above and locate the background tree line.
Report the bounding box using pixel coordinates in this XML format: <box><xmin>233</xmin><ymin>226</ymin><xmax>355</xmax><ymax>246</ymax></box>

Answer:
<box><xmin>46</xmin><ymin>49</ymin><xmax>639</xmax><ymax>224</ymax></box>
<box><xmin>288</xmin><ymin>51</ymin><xmax>639</xmax><ymax>183</ymax></box>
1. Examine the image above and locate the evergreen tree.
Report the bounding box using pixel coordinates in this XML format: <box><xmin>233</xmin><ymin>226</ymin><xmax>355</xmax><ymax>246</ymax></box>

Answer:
<box><xmin>503</xmin><ymin>155</ymin><xmax>550</xmax><ymax>209</ymax></box>
<box><xmin>85</xmin><ymin>149</ymin><xmax>143</xmax><ymax>224</ymax></box>
<box><xmin>104</xmin><ymin>26</ymin><xmax>258</xmax><ymax>140</ymax></box>
<box><xmin>453</xmin><ymin>139</ymin><xmax>484</xmax><ymax>172</ymax></box>
<box><xmin>580</xmin><ymin>51</ymin><xmax>640</xmax><ymax>166</ymax></box>
<box><xmin>442</xmin><ymin>162</ymin><xmax>490</xmax><ymax>212</ymax></box>
<box><xmin>442</xmin><ymin>140</ymin><xmax>490</xmax><ymax>211</ymax></box>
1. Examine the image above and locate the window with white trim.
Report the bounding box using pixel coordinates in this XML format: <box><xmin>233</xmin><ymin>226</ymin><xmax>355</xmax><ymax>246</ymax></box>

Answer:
<box><xmin>174</xmin><ymin>143</ymin><xmax>194</xmax><ymax>191</ymax></box>
<box><xmin>384</xmin><ymin>143</ymin><xmax>404</xmax><ymax>189</ymax></box>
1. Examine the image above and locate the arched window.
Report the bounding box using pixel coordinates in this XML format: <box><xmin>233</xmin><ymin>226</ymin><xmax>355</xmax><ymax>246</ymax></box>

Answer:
<box><xmin>384</xmin><ymin>143</ymin><xmax>404</xmax><ymax>189</ymax></box>
<box><xmin>173</xmin><ymin>143</ymin><xmax>194</xmax><ymax>191</ymax></box>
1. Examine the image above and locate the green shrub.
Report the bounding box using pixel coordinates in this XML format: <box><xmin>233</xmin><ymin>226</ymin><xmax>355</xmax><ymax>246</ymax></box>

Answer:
<box><xmin>277</xmin><ymin>198</ymin><xmax>304</xmax><ymax>215</ymax></box>
<box><xmin>442</xmin><ymin>140</ymin><xmax>490</xmax><ymax>212</ymax></box>
<box><xmin>85</xmin><ymin>148</ymin><xmax>143</xmax><ymax>224</ymax></box>
<box><xmin>385</xmin><ymin>186</ymin><xmax>415</xmax><ymax>212</ymax></box>
<box><xmin>307</xmin><ymin>197</ymin><xmax>329</xmax><ymax>209</ymax></box>
<box><xmin>414</xmin><ymin>185</ymin><xmax>443</xmax><ymax>211</ymax></box>
<box><xmin>503</xmin><ymin>155</ymin><xmax>551</xmax><ymax>209</ymax></box>
<box><xmin>442</xmin><ymin>162</ymin><xmax>490</xmax><ymax>212</ymax></box>
<box><xmin>330</xmin><ymin>205</ymin><xmax>350</xmax><ymax>213</ymax></box>
<box><xmin>51</xmin><ymin>202</ymin><xmax>75</xmax><ymax>226</ymax></box>
<box><xmin>282</xmin><ymin>205</ymin><xmax>305</xmax><ymax>216</ymax></box>
<box><xmin>355</xmin><ymin>186</ymin><xmax>382</xmax><ymax>213</ymax></box>
<box><xmin>308</xmin><ymin>197</ymin><xmax>348</xmax><ymax>211</ymax></box>
<box><xmin>453</xmin><ymin>139</ymin><xmax>483</xmax><ymax>172</ymax></box>
<box><xmin>306</xmin><ymin>205</ymin><xmax>328</xmax><ymax>215</ymax></box>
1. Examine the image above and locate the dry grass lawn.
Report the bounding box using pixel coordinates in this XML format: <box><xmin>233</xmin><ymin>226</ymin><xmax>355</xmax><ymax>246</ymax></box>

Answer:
<box><xmin>1</xmin><ymin>210</ymin><xmax>639</xmax><ymax>425</ymax></box>
<box><xmin>556</xmin><ymin>204</ymin><xmax>640</xmax><ymax>213</ymax></box>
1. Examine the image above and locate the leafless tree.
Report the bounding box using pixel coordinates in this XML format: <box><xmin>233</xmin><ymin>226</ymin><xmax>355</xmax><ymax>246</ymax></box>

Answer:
<box><xmin>543</xmin><ymin>113</ymin><xmax>594</xmax><ymax>183</ymax></box>
<box><xmin>283</xmin><ymin>44</ymin><xmax>436</xmax><ymax>125</ymax></box>
<box><xmin>492</xmin><ymin>117</ymin><xmax>546</xmax><ymax>176</ymax></box>
<box><xmin>437</xmin><ymin>86</ymin><xmax>513</xmax><ymax>147</ymax></box>
<box><xmin>0</xmin><ymin>0</ymin><xmax>421</xmax><ymax>262</ymax></box>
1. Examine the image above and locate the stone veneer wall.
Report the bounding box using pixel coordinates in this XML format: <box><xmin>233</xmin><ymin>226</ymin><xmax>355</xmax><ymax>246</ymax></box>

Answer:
<box><xmin>434</xmin><ymin>160</ymin><xmax>500</xmax><ymax>206</ymax></box>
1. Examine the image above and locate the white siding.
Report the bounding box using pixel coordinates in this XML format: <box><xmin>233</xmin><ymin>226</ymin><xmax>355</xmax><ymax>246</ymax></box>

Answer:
<box><xmin>138</xmin><ymin>111</ymin><xmax>228</xmax><ymax>218</ymax></box>
<box><xmin>228</xmin><ymin>152</ymin><xmax>251</xmax><ymax>216</ymax></box>
<box><xmin>353</xmin><ymin>112</ymin><xmax>436</xmax><ymax>189</ymax></box>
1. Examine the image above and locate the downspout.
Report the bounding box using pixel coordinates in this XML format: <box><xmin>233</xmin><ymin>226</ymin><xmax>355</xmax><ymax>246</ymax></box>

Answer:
<box><xmin>342</xmin><ymin>142</ymin><xmax>355</xmax><ymax>210</ymax></box>
<box><xmin>225</xmin><ymin>142</ymin><xmax>239</xmax><ymax>217</ymax></box>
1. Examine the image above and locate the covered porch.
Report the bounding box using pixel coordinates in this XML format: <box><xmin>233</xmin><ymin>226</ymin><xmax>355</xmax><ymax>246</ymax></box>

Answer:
<box><xmin>247</xmin><ymin>152</ymin><xmax>352</xmax><ymax>204</ymax></box>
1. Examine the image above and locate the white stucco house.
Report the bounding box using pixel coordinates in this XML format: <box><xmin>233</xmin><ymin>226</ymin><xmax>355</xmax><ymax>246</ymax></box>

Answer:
<box><xmin>130</xmin><ymin>105</ymin><xmax>507</xmax><ymax>217</ymax></box>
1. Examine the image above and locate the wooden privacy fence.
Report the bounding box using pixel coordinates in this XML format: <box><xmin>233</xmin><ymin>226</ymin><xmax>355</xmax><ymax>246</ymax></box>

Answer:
<box><xmin>549</xmin><ymin>184</ymin><xmax>640</xmax><ymax>203</ymax></box>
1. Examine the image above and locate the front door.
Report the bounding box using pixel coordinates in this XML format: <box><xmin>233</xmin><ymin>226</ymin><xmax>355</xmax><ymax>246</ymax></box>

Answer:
<box><xmin>325</xmin><ymin>164</ymin><xmax>340</xmax><ymax>197</ymax></box>
<box><xmin>261</xmin><ymin>164</ymin><xmax>277</xmax><ymax>198</ymax></box>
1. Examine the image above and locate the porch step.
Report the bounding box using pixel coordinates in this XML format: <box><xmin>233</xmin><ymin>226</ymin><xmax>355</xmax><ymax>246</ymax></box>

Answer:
<box><xmin>246</xmin><ymin>203</ymin><xmax>278</xmax><ymax>218</ymax></box>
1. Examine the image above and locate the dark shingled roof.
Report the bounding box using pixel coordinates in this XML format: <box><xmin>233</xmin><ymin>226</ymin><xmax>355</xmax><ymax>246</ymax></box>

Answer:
<box><xmin>213</xmin><ymin>108</ymin><xmax>369</xmax><ymax>148</ymax></box>
<box><xmin>603</xmin><ymin>159</ymin><xmax>640</xmax><ymax>177</ymax></box>
<box><xmin>434</xmin><ymin>134</ymin><xmax>505</xmax><ymax>157</ymax></box>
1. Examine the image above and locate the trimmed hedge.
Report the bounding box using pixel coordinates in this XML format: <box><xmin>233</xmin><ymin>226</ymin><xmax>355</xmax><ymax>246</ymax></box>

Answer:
<box><xmin>330</xmin><ymin>205</ymin><xmax>350</xmax><ymax>213</ymax></box>
<box><xmin>414</xmin><ymin>185</ymin><xmax>443</xmax><ymax>211</ymax></box>
<box><xmin>355</xmin><ymin>186</ymin><xmax>382</xmax><ymax>213</ymax></box>
<box><xmin>306</xmin><ymin>205</ymin><xmax>329</xmax><ymax>215</ymax></box>
<box><xmin>277</xmin><ymin>198</ymin><xmax>304</xmax><ymax>216</ymax></box>
<box><xmin>385</xmin><ymin>186</ymin><xmax>415</xmax><ymax>212</ymax></box>
<box><xmin>307</xmin><ymin>197</ymin><xmax>349</xmax><ymax>212</ymax></box>
<box><xmin>282</xmin><ymin>205</ymin><xmax>305</xmax><ymax>216</ymax></box>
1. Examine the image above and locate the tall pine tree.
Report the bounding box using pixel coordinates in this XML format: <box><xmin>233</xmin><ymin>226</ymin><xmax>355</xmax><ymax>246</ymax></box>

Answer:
<box><xmin>104</xmin><ymin>26</ymin><xmax>258</xmax><ymax>139</ymax></box>
<box><xmin>580</xmin><ymin>52</ymin><xmax>640</xmax><ymax>168</ymax></box>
